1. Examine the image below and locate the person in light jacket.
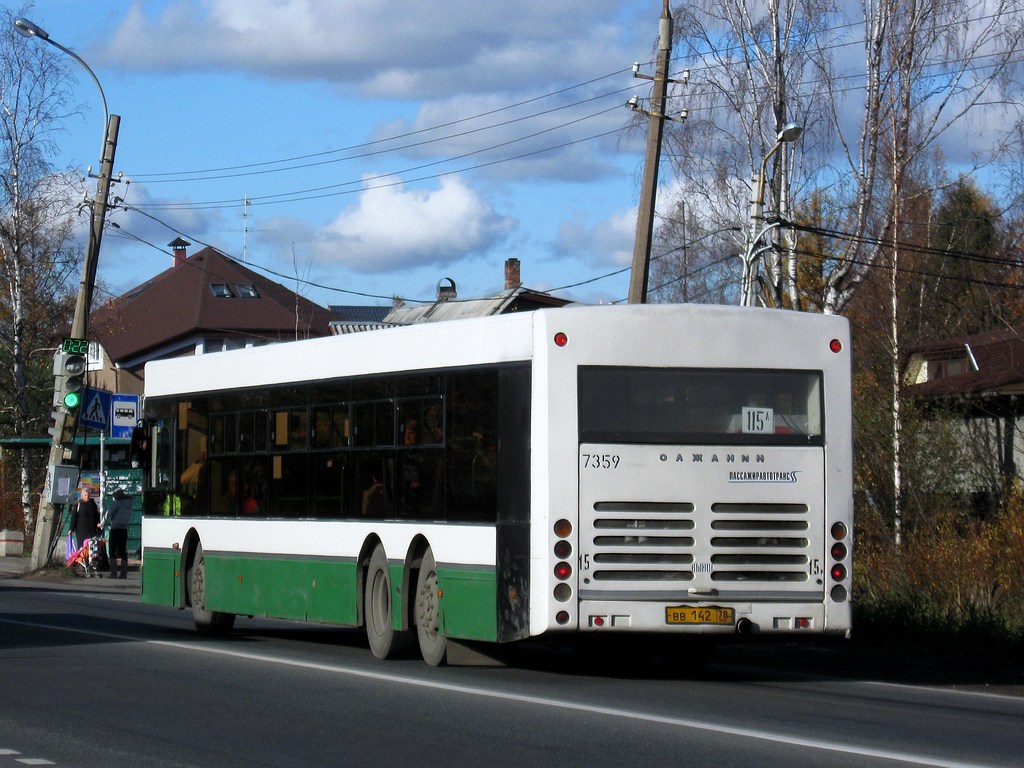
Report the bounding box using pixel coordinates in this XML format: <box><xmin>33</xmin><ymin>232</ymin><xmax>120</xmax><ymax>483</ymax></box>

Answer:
<box><xmin>102</xmin><ymin>488</ymin><xmax>132</xmax><ymax>579</ymax></box>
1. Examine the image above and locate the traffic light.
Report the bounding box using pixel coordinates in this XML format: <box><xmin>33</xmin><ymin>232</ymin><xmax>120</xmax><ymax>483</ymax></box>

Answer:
<box><xmin>48</xmin><ymin>344</ymin><xmax>88</xmax><ymax>445</ymax></box>
<box><xmin>55</xmin><ymin>350</ymin><xmax>87</xmax><ymax>412</ymax></box>
<box><xmin>47</xmin><ymin>408</ymin><xmax>75</xmax><ymax>444</ymax></box>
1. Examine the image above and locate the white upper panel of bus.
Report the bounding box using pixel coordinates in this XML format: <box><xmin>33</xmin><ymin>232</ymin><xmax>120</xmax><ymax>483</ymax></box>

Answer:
<box><xmin>143</xmin><ymin>304</ymin><xmax>850</xmax><ymax>399</ymax></box>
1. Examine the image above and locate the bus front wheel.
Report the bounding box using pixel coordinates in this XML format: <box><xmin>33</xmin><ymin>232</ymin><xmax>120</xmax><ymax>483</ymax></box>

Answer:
<box><xmin>414</xmin><ymin>549</ymin><xmax>446</xmax><ymax>666</ymax></box>
<box><xmin>364</xmin><ymin>545</ymin><xmax>411</xmax><ymax>659</ymax></box>
<box><xmin>188</xmin><ymin>542</ymin><xmax>235</xmax><ymax>636</ymax></box>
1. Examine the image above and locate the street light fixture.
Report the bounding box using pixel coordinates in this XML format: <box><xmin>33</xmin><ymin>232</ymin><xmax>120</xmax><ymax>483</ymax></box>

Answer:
<box><xmin>741</xmin><ymin>122</ymin><xmax>803</xmax><ymax>307</ymax></box>
<box><xmin>14</xmin><ymin>18</ymin><xmax>109</xmax><ymax>131</ymax></box>
<box><xmin>15</xmin><ymin>17</ymin><xmax>122</xmax><ymax>569</ymax></box>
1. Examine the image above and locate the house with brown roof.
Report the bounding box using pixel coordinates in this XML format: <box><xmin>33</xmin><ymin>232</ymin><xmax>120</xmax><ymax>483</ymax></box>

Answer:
<box><xmin>88</xmin><ymin>242</ymin><xmax>336</xmax><ymax>396</ymax></box>
<box><xmin>903</xmin><ymin>325</ymin><xmax>1024</xmax><ymax>503</ymax></box>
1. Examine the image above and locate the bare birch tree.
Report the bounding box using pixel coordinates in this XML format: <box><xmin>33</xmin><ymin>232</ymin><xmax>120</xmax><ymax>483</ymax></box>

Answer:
<box><xmin>664</xmin><ymin>0</ymin><xmax>1024</xmax><ymax>313</ymax></box>
<box><xmin>662</xmin><ymin>0</ymin><xmax>838</xmax><ymax>307</ymax></box>
<box><xmin>1</xmin><ymin>6</ymin><xmax>81</xmax><ymax>536</ymax></box>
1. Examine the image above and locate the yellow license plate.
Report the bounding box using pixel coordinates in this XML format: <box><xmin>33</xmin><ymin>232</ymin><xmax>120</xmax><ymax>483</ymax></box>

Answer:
<box><xmin>665</xmin><ymin>606</ymin><xmax>735</xmax><ymax>625</ymax></box>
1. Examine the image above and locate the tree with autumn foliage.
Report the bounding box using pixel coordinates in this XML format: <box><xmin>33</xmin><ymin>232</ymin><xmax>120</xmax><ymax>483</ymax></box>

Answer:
<box><xmin>0</xmin><ymin>7</ymin><xmax>82</xmax><ymax>536</ymax></box>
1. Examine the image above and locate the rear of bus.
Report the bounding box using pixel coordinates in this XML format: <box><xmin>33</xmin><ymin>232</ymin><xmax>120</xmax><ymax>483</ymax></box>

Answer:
<box><xmin>534</xmin><ymin>305</ymin><xmax>852</xmax><ymax>646</ymax></box>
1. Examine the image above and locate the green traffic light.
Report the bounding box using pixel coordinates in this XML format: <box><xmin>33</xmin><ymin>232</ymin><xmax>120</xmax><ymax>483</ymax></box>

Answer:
<box><xmin>63</xmin><ymin>391</ymin><xmax>81</xmax><ymax>409</ymax></box>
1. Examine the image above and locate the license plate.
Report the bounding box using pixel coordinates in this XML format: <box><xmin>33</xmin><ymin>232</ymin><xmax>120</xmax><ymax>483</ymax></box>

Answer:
<box><xmin>665</xmin><ymin>606</ymin><xmax>735</xmax><ymax>625</ymax></box>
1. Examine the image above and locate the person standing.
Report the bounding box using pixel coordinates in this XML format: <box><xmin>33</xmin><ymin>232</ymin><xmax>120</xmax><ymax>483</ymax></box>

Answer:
<box><xmin>70</xmin><ymin>487</ymin><xmax>100</xmax><ymax>551</ymax></box>
<box><xmin>102</xmin><ymin>488</ymin><xmax>132</xmax><ymax>579</ymax></box>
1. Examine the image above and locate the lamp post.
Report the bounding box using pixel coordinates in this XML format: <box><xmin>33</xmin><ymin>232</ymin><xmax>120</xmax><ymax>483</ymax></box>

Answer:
<box><xmin>16</xmin><ymin>17</ymin><xmax>122</xmax><ymax>569</ymax></box>
<box><xmin>741</xmin><ymin>122</ymin><xmax>802</xmax><ymax>307</ymax></box>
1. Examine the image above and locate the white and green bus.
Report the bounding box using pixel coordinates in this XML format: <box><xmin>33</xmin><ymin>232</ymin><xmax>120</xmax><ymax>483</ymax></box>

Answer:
<box><xmin>138</xmin><ymin>304</ymin><xmax>853</xmax><ymax>665</ymax></box>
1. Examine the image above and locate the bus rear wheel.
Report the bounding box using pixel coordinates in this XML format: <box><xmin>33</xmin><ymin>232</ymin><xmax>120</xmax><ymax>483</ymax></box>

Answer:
<box><xmin>188</xmin><ymin>542</ymin><xmax>235</xmax><ymax>636</ymax></box>
<box><xmin>364</xmin><ymin>545</ymin><xmax>411</xmax><ymax>659</ymax></box>
<box><xmin>414</xmin><ymin>549</ymin><xmax>446</xmax><ymax>666</ymax></box>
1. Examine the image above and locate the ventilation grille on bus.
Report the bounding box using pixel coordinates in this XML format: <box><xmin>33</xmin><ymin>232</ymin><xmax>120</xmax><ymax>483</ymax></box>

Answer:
<box><xmin>587</xmin><ymin>501</ymin><xmax>810</xmax><ymax>586</ymax></box>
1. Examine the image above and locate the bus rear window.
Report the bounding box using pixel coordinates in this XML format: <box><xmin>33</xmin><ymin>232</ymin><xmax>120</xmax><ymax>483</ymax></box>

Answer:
<box><xmin>578</xmin><ymin>367</ymin><xmax>824</xmax><ymax>446</ymax></box>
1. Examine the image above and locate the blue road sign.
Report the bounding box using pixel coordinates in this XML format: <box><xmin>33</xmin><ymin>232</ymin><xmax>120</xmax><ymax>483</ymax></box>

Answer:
<box><xmin>80</xmin><ymin>387</ymin><xmax>112</xmax><ymax>432</ymax></box>
<box><xmin>110</xmin><ymin>394</ymin><xmax>140</xmax><ymax>439</ymax></box>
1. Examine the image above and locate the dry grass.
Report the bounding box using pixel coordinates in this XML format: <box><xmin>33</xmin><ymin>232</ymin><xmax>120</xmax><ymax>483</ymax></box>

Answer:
<box><xmin>854</xmin><ymin>493</ymin><xmax>1024</xmax><ymax>662</ymax></box>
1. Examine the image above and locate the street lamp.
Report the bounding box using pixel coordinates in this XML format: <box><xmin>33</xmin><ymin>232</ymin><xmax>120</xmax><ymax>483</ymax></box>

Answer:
<box><xmin>741</xmin><ymin>122</ymin><xmax>802</xmax><ymax>307</ymax></box>
<box><xmin>15</xmin><ymin>17</ymin><xmax>120</xmax><ymax>339</ymax></box>
<box><xmin>14</xmin><ymin>18</ymin><xmax>109</xmax><ymax>132</ymax></box>
<box><xmin>16</xmin><ymin>17</ymin><xmax>122</xmax><ymax>569</ymax></box>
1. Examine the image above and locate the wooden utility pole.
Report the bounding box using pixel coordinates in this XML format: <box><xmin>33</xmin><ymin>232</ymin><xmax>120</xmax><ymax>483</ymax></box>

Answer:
<box><xmin>30</xmin><ymin>114</ymin><xmax>120</xmax><ymax>570</ymax></box>
<box><xmin>627</xmin><ymin>0</ymin><xmax>673</xmax><ymax>304</ymax></box>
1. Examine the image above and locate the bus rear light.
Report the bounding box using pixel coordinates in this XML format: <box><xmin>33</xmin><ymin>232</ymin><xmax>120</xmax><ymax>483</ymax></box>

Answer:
<box><xmin>554</xmin><ymin>562</ymin><xmax>572</xmax><ymax>580</ymax></box>
<box><xmin>831</xmin><ymin>584</ymin><xmax>848</xmax><ymax>602</ymax></box>
<box><xmin>831</xmin><ymin>542</ymin><xmax>847</xmax><ymax>560</ymax></box>
<box><xmin>554</xmin><ymin>332</ymin><xmax>568</xmax><ymax>347</ymax></box>
<box><xmin>829</xmin><ymin>338</ymin><xmax>843</xmax><ymax>353</ymax></box>
<box><xmin>830</xmin><ymin>521</ymin><xmax>848</xmax><ymax>540</ymax></box>
<box><xmin>831</xmin><ymin>563</ymin><xmax>847</xmax><ymax>581</ymax></box>
<box><xmin>554</xmin><ymin>519</ymin><xmax>572</xmax><ymax>537</ymax></box>
<box><xmin>553</xmin><ymin>583</ymin><xmax>572</xmax><ymax>602</ymax></box>
<box><xmin>556</xmin><ymin>611</ymin><xmax>570</xmax><ymax>625</ymax></box>
<box><xmin>554</xmin><ymin>540</ymin><xmax>572</xmax><ymax>558</ymax></box>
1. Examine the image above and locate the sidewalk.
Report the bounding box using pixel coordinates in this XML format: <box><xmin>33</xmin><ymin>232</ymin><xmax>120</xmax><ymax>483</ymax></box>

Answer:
<box><xmin>0</xmin><ymin>554</ymin><xmax>141</xmax><ymax>589</ymax></box>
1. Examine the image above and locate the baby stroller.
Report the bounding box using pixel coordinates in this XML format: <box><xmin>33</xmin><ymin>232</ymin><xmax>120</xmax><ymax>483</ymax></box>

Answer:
<box><xmin>65</xmin><ymin>534</ymin><xmax>106</xmax><ymax>578</ymax></box>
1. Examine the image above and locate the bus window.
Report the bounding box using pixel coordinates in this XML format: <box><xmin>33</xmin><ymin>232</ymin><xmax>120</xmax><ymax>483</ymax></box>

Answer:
<box><xmin>579</xmin><ymin>367</ymin><xmax>825</xmax><ymax>446</ymax></box>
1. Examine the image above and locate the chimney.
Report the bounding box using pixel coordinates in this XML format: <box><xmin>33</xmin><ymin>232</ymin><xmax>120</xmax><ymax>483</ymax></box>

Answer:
<box><xmin>504</xmin><ymin>258</ymin><xmax>521</xmax><ymax>290</ymax></box>
<box><xmin>169</xmin><ymin>237</ymin><xmax>190</xmax><ymax>267</ymax></box>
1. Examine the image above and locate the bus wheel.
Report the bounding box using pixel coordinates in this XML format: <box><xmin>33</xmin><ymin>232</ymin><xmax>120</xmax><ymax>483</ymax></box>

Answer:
<box><xmin>364</xmin><ymin>545</ymin><xmax>411</xmax><ymax>659</ymax></box>
<box><xmin>188</xmin><ymin>542</ymin><xmax>235</xmax><ymax>636</ymax></box>
<box><xmin>414</xmin><ymin>549</ymin><xmax>446</xmax><ymax>666</ymax></box>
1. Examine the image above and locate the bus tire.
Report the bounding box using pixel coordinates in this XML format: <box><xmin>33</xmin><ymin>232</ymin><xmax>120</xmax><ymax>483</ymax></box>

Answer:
<box><xmin>364</xmin><ymin>545</ymin><xmax>411</xmax><ymax>659</ymax></box>
<box><xmin>188</xmin><ymin>542</ymin><xmax>235</xmax><ymax>636</ymax></box>
<box><xmin>414</xmin><ymin>549</ymin><xmax>446</xmax><ymax>666</ymax></box>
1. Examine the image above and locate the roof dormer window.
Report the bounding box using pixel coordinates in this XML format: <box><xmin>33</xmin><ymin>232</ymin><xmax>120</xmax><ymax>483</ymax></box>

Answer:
<box><xmin>236</xmin><ymin>284</ymin><xmax>259</xmax><ymax>298</ymax></box>
<box><xmin>210</xmin><ymin>283</ymin><xmax>234</xmax><ymax>298</ymax></box>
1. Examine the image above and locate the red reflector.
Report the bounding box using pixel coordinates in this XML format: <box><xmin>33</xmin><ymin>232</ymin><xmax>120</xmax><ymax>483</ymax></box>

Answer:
<box><xmin>831</xmin><ymin>563</ymin><xmax>847</xmax><ymax>581</ymax></box>
<box><xmin>796</xmin><ymin>618</ymin><xmax>811</xmax><ymax>629</ymax></box>
<box><xmin>554</xmin><ymin>332</ymin><xmax>568</xmax><ymax>347</ymax></box>
<box><xmin>829</xmin><ymin>338</ymin><xmax>843</xmax><ymax>353</ymax></box>
<box><xmin>556</xmin><ymin>611</ymin><xmax>570</xmax><ymax>625</ymax></box>
<box><xmin>554</xmin><ymin>561</ymin><xmax>572</xmax><ymax>580</ymax></box>
<box><xmin>592</xmin><ymin>616</ymin><xmax>605</xmax><ymax>627</ymax></box>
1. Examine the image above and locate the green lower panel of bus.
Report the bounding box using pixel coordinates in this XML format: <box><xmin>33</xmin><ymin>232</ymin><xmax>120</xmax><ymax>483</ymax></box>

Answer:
<box><xmin>437</xmin><ymin>566</ymin><xmax>497</xmax><ymax>642</ymax></box>
<box><xmin>207</xmin><ymin>554</ymin><xmax>361</xmax><ymax>625</ymax></box>
<box><xmin>141</xmin><ymin>549</ymin><xmax>181</xmax><ymax>607</ymax></box>
<box><xmin>142</xmin><ymin>550</ymin><xmax>499</xmax><ymax>642</ymax></box>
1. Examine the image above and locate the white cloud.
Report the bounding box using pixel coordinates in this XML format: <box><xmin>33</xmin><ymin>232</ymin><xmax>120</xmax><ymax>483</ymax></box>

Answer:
<box><xmin>556</xmin><ymin>207</ymin><xmax>636</xmax><ymax>268</ymax></box>
<box><xmin>312</xmin><ymin>175</ymin><xmax>514</xmax><ymax>271</ymax></box>
<box><xmin>100</xmin><ymin>0</ymin><xmax>636</xmax><ymax>96</ymax></box>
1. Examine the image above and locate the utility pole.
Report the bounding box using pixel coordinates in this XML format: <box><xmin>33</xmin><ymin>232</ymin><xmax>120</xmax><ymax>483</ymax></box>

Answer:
<box><xmin>30</xmin><ymin>114</ymin><xmax>120</xmax><ymax>569</ymax></box>
<box><xmin>627</xmin><ymin>0</ymin><xmax>673</xmax><ymax>304</ymax></box>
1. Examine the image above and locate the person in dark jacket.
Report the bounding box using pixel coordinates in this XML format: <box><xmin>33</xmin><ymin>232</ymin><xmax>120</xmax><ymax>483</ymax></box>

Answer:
<box><xmin>102</xmin><ymin>488</ymin><xmax>132</xmax><ymax>579</ymax></box>
<box><xmin>70</xmin><ymin>487</ymin><xmax>100</xmax><ymax>551</ymax></box>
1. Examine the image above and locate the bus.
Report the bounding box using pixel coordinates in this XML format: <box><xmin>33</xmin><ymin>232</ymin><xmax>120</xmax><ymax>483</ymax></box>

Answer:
<box><xmin>138</xmin><ymin>304</ymin><xmax>853</xmax><ymax>666</ymax></box>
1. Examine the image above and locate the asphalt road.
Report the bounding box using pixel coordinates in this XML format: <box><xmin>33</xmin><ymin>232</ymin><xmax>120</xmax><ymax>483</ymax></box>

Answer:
<box><xmin>1</xmin><ymin>572</ymin><xmax>1022</xmax><ymax>768</ymax></box>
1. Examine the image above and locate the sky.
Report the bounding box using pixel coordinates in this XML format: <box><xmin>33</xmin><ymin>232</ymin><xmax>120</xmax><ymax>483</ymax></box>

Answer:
<box><xmin>10</xmin><ymin>0</ymin><xmax>673</xmax><ymax>310</ymax></box>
